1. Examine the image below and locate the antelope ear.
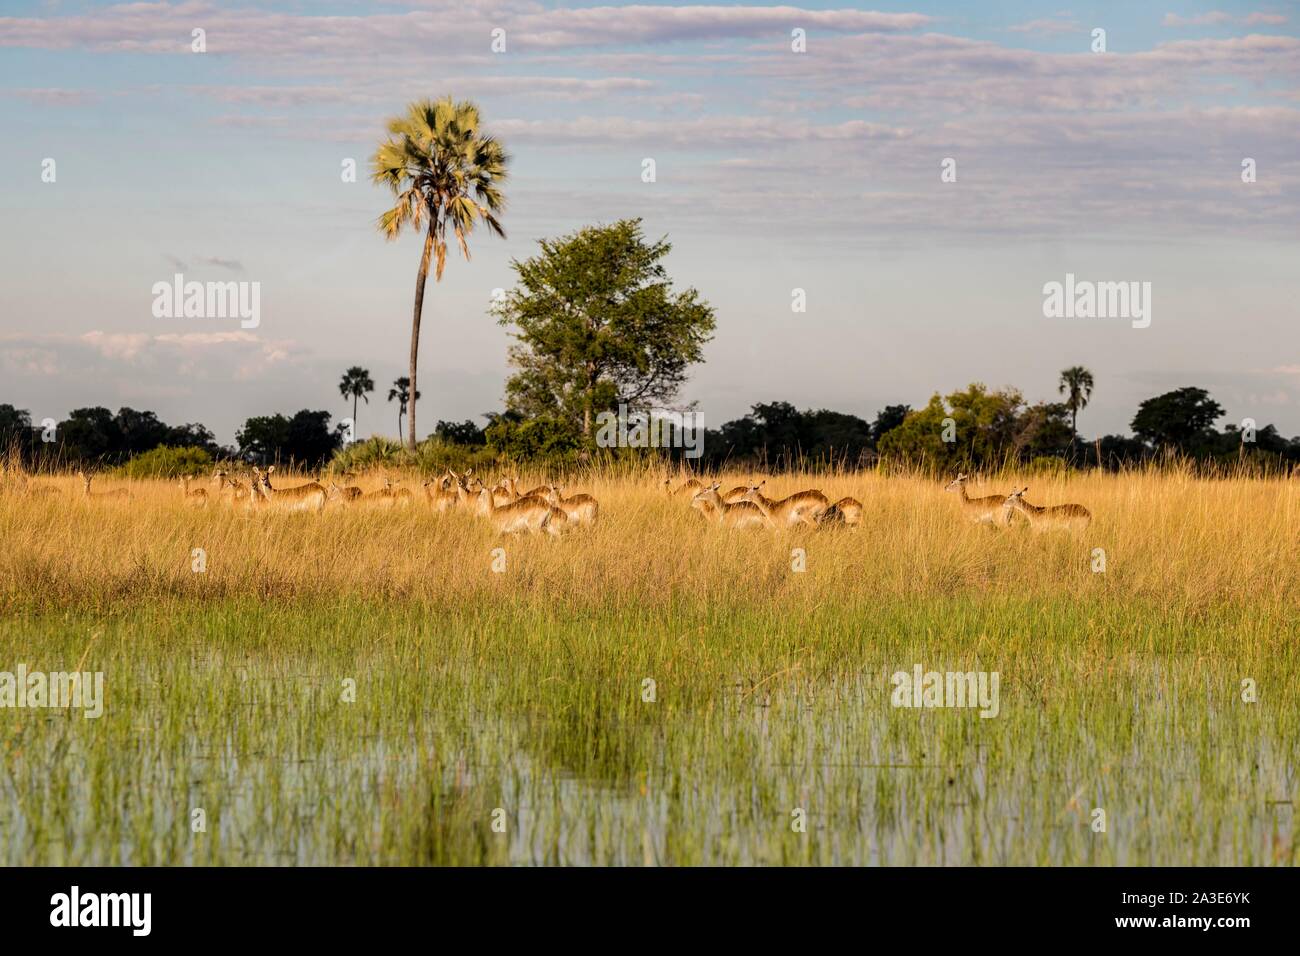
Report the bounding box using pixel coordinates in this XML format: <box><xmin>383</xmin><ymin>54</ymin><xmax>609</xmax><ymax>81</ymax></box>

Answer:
<box><xmin>268</xmin><ymin>465</ymin><xmax>276</xmax><ymax>474</ymax></box>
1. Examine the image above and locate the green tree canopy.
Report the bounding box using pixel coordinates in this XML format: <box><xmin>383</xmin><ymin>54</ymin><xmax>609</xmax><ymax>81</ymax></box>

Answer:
<box><xmin>876</xmin><ymin>384</ymin><xmax>1026</xmax><ymax>471</ymax></box>
<box><xmin>1131</xmin><ymin>387</ymin><xmax>1223</xmax><ymax>453</ymax></box>
<box><xmin>493</xmin><ymin>218</ymin><xmax>716</xmax><ymax>437</ymax></box>
<box><xmin>237</xmin><ymin>410</ymin><xmax>342</xmax><ymax>467</ymax></box>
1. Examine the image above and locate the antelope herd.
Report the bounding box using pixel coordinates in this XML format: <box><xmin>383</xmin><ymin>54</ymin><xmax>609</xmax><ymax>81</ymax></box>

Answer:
<box><xmin>0</xmin><ymin>461</ymin><xmax>1092</xmax><ymax>535</ymax></box>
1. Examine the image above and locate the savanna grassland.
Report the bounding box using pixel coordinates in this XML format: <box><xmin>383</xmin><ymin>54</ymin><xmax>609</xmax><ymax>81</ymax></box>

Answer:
<box><xmin>0</xmin><ymin>467</ymin><xmax>1296</xmax><ymax>865</ymax></box>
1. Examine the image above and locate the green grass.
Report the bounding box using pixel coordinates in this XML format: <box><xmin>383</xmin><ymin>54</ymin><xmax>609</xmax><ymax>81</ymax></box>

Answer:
<box><xmin>1</xmin><ymin>595</ymin><xmax>1293</xmax><ymax>865</ymax></box>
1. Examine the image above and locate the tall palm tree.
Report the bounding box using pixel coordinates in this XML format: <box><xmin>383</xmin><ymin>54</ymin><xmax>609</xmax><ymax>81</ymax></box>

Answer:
<box><xmin>388</xmin><ymin>377</ymin><xmax>421</xmax><ymax>439</ymax></box>
<box><xmin>1058</xmin><ymin>366</ymin><xmax>1095</xmax><ymax>445</ymax></box>
<box><xmin>371</xmin><ymin>97</ymin><xmax>509</xmax><ymax>448</ymax></box>
<box><xmin>338</xmin><ymin>366</ymin><xmax>374</xmax><ymax>439</ymax></box>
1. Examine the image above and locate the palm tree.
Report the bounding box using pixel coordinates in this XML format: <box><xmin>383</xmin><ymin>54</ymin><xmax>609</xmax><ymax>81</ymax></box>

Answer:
<box><xmin>371</xmin><ymin>97</ymin><xmax>509</xmax><ymax>448</ymax></box>
<box><xmin>388</xmin><ymin>377</ymin><xmax>421</xmax><ymax>439</ymax></box>
<box><xmin>338</xmin><ymin>366</ymin><xmax>374</xmax><ymax>440</ymax></box>
<box><xmin>1058</xmin><ymin>366</ymin><xmax>1095</xmax><ymax>445</ymax></box>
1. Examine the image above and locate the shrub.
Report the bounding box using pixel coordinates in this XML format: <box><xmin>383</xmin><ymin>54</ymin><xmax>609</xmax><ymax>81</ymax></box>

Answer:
<box><xmin>117</xmin><ymin>445</ymin><xmax>214</xmax><ymax>479</ymax></box>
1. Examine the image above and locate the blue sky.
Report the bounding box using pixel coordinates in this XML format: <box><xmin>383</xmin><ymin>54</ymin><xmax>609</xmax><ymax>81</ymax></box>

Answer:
<box><xmin>1</xmin><ymin>1</ymin><xmax>1297</xmax><ymax>444</ymax></box>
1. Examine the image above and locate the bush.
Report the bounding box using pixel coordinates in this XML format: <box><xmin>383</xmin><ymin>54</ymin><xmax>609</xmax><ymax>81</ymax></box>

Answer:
<box><xmin>330</xmin><ymin>436</ymin><xmax>499</xmax><ymax>477</ymax></box>
<box><xmin>117</xmin><ymin>445</ymin><xmax>214</xmax><ymax>479</ymax></box>
<box><xmin>485</xmin><ymin>416</ymin><xmax>580</xmax><ymax>462</ymax></box>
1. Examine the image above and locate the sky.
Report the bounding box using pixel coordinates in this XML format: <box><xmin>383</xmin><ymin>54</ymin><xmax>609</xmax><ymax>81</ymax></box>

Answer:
<box><xmin>1</xmin><ymin>0</ymin><xmax>1297</xmax><ymax>446</ymax></box>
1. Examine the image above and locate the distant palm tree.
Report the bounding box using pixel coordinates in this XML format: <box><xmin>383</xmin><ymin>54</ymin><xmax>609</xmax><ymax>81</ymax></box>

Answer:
<box><xmin>388</xmin><ymin>377</ymin><xmax>422</xmax><ymax>439</ymax></box>
<box><xmin>371</xmin><ymin>97</ymin><xmax>509</xmax><ymax>448</ymax></box>
<box><xmin>338</xmin><ymin>366</ymin><xmax>374</xmax><ymax>440</ymax></box>
<box><xmin>1058</xmin><ymin>366</ymin><xmax>1095</xmax><ymax>445</ymax></box>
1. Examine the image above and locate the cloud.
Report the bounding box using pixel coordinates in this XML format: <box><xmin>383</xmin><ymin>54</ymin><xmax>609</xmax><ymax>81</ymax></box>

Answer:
<box><xmin>1163</xmin><ymin>11</ymin><xmax>1287</xmax><ymax>28</ymax></box>
<box><xmin>1007</xmin><ymin>17</ymin><xmax>1083</xmax><ymax>36</ymax></box>
<box><xmin>0</xmin><ymin>3</ymin><xmax>931</xmax><ymax>56</ymax></box>
<box><xmin>0</xmin><ymin>330</ymin><xmax>301</xmax><ymax>386</ymax></box>
<box><xmin>0</xmin><ymin>87</ymin><xmax>99</xmax><ymax>106</ymax></box>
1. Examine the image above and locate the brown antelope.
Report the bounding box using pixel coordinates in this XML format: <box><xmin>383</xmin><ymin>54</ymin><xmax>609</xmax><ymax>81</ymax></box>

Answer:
<box><xmin>664</xmin><ymin>476</ymin><xmax>705</xmax><ymax>498</ymax></box>
<box><xmin>818</xmin><ymin>496</ymin><xmax>863</xmax><ymax>527</ymax></box>
<box><xmin>488</xmin><ymin>475</ymin><xmax>523</xmax><ymax>503</ymax></box>
<box><xmin>423</xmin><ymin>473</ymin><xmax>459</xmax><ymax>512</ymax></box>
<box><xmin>944</xmin><ymin>473</ymin><xmax>1006</xmax><ymax>524</ymax></box>
<box><xmin>355</xmin><ymin>478</ymin><xmax>402</xmax><ymax>508</ymax></box>
<box><xmin>721</xmin><ymin>484</ymin><xmax>752</xmax><ymax>504</ymax></box>
<box><xmin>448</xmin><ymin>470</ymin><xmax>483</xmax><ymax>508</ymax></box>
<box><xmin>179</xmin><ymin>475</ymin><xmax>208</xmax><ymax>507</ymax></box>
<box><xmin>253</xmin><ymin>466</ymin><xmax>326</xmax><ymax>513</ymax></box>
<box><xmin>513</xmin><ymin>478</ymin><xmax>551</xmax><ymax>500</ymax></box>
<box><xmin>77</xmin><ymin>470</ymin><xmax>131</xmax><ymax>501</ymax></box>
<box><xmin>544</xmin><ymin>484</ymin><xmax>599</xmax><ymax>526</ymax></box>
<box><xmin>213</xmin><ymin>470</ymin><xmax>254</xmax><ymax>508</ymax></box>
<box><xmin>741</xmin><ymin>480</ymin><xmax>829</xmax><ymax>527</ymax></box>
<box><xmin>691</xmin><ymin>483</ymin><xmax>774</xmax><ymax>529</ymax></box>
<box><xmin>1002</xmin><ymin>487</ymin><xmax>1091</xmax><ymax>532</ymax></box>
<box><xmin>326</xmin><ymin>480</ymin><xmax>363</xmax><ymax>505</ymax></box>
<box><xmin>386</xmin><ymin>478</ymin><xmax>415</xmax><ymax>506</ymax></box>
<box><xmin>476</xmin><ymin>487</ymin><xmax>568</xmax><ymax>535</ymax></box>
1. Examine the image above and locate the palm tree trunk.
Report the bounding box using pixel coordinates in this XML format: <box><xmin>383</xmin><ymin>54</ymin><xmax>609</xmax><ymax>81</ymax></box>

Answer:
<box><xmin>408</xmin><ymin>226</ymin><xmax>435</xmax><ymax>449</ymax></box>
<box><xmin>352</xmin><ymin>394</ymin><xmax>359</xmax><ymax>437</ymax></box>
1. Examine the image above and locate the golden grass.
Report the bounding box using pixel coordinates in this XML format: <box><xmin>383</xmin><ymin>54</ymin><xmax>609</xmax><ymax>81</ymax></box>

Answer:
<box><xmin>2</xmin><ymin>467</ymin><xmax>1295</xmax><ymax>615</ymax></box>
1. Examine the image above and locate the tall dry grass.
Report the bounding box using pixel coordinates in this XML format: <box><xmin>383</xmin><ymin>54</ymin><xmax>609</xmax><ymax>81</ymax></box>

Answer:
<box><xmin>1</xmin><ymin>464</ymin><xmax>1295</xmax><ymax>616</ymax></box>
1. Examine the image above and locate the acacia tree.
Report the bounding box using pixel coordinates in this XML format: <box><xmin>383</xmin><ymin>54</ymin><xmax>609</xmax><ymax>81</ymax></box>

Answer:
<box><xmin>371</xmin><ymin>97</ymin><xmax>508</xmax><ymax>448</ymax></box>
<box><xmin>493</xmin><ymin>219</ymin><xmax>716</xmax><ymax>437</ymax></box>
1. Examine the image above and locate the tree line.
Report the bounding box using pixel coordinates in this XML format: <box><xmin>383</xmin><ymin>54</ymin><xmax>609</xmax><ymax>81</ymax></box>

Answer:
<box><xmin>4</xmin><ymin>97</ymin><xmax>1295</xmax><ymax>476</ymax></box>
<box><xmin>5</xmin><ymin>374</ymin><xmax>1296</xmax><ymax>475</ymax></box>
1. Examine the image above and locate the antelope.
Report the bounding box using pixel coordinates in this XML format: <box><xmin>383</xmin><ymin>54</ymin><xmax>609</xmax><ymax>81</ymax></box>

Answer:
<box><xmin>423</xmin><ymin>473</ymin><xmax>459</xmax><ymax>512</ymax></box>
<box><xmin>355</xmin><ymin>478</ymin><xmax>403</xmax><ymax>508</ymax></box>
<box><xmin>387</xmin><ymin>478</ymin><xmax>415</xmax><ymax>506</ymax></box>
<box><xmin>543</xmin><ymin>484</ymin><xmax>599</xmax><ymax>526</ymax></box>
<box><xmin>741</xmin><ymin>480</ymin><xmax>829</xmax><ymax>527</ymax></box>
<box><xmin>721</xmin><ymin>484</ymin><xmax>752</xmax><ymax>504</ymax></box>
<box><xmin>476</xmin><ymin>486</ymin><xmax>568</xmax><ymax>536</ymax></box>
<box><xmin>326</xmin><ymin>480</ymin><xmax>363</xmax><ymax>505</ymax></box>
<box><xmin>450</xmin><ymin>470</ymin><xmax>485</xmax><ymax>509</ymax></box>
<box><xmin>1002</xmin><ymin>487</ymin><xmax>1091</xmax><ymax>532</ymax></box>
<box><xmin>213</xmin><ymin>471</ymin><xmax>254</xmax><ymax>509</ymax></box>
<box><xmin>944</xmin><ymin>473</ymin><xmax>1007</xmax><ymax>525</ymax></box>
<box><xmin>818</xmin><ymin>496</ymin><xmax>863</xmax><ymax>527</ymax></box>
<box><xmin>77</xmin><ymin>470</ymin><xmax>131</xmax><ymax>501</ymax></box>
<box><xmin>179</xmin><ymin>475</ymin><xmax>208</xmax><ymax>507</ymax></box>
<box><xmin>513</xmin><ymin>478</ymin><xmax>551</xmax><ymax>500</ymax></box>
<box><xmin>691</xmin><ymin>483</ymin><xmax>774</xmax><ymax>529</ymax></box>
<box><xmin>252</xmin><ymin>465</ymin><xmax>326</xmax><ymax>513</ymax></box>
<box><xmin>489</xmin><ymin>475</ymin><xmax>522</xmax><ymax>503</ymax></box>
<box><xmin>664</xmin><ymin>476</ymin><xmax>705</xmax><ymax>498</ymax></box>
